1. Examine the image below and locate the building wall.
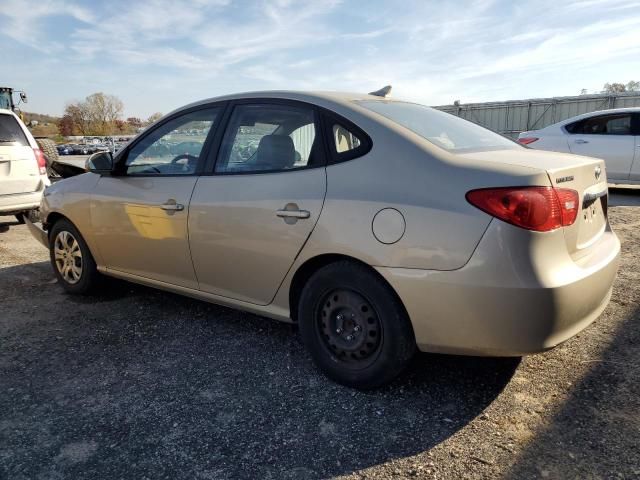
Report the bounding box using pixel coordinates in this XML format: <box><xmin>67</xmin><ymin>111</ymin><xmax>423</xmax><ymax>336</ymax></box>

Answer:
<box><xmin>434</xmin><ymin>92</ymin><xmax>640</xmax><ymax>138</ymax></box>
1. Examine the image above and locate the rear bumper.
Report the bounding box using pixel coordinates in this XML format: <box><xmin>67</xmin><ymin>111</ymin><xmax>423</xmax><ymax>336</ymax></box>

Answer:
<box><xmin>0</xmin><ymin>190</ymin><xmax>43</xmax><ymax>214</ymax></box>
<box><xmin>25</xmin><ymin>217</ymin><xmax>49</xmax><ymax>248</ymax></box>
<box><xmin>376</xmin><ymin>220</ymin><xmax>620</xmax><ymax>356</ymax></box>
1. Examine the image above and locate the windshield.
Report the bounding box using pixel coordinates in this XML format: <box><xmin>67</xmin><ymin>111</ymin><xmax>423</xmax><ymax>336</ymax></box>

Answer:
<box><xmin>357</xmin><ymin>100</ymin><xmax>519</xmax><ymax>153</ymax></box>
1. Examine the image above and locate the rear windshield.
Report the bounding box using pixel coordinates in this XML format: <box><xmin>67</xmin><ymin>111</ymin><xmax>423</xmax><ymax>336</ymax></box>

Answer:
<box><xmin>0</xmin><ymin>114</ymin><xmax>29</xmax><ymax>146</ymax></box>
<box><xmin>357</xmin><ymin>100</ymin><xmax>519</xmax><ymax>153</ymax></box>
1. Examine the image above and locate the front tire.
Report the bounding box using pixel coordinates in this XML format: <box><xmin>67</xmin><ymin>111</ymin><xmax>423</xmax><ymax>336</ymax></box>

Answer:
<box><xmin>49</xmin><ymin>219</ymin><xmax>99</xmax><ymax>294</ymax></box>
<box><xmin>298</xmin><ymin>261</ymin><xmax>416</xmax><ymax>389</ymax></box>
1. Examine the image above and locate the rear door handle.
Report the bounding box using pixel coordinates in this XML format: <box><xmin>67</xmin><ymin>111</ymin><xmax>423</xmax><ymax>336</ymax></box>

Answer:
<box><xmin>160</xmin><ymin>200</ymin><xmax>184</xmax><ymax>211</ymax></box>
<box><xmin>276</xmin><ymin>209</ymin><xmax>310</xmax><ymax>219</ymax></box>
<box><xmin>574</xmin><ymin>139</ymin><xmax>589</xmax><ymax>144</ymax></box>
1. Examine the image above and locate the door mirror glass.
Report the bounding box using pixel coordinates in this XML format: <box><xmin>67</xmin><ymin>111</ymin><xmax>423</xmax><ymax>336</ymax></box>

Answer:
<box><xmin>86</xmin><ymin>151</ymin><xmax>113</xmax><ymax>173</ymax></box>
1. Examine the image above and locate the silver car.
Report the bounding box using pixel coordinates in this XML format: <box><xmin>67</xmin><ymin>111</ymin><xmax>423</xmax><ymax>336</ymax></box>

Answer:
<box><xmin>27</xmin><ymin>90</ymin><xmax>620</xmax><ymax>388</ymax></box>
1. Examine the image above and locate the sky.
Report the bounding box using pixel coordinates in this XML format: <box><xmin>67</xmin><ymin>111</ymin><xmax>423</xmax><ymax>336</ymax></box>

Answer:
<box><xmin>1</xmin><ymin>0</ymin><xmax>639</xmax><ymax>119</ymax></box>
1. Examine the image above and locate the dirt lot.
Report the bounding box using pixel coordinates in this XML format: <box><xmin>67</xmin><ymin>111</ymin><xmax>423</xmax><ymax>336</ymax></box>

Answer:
<box><xmin>0</xmin><ymin>192</ymin><xmax>639</xmax><ymax>480</ymax></box>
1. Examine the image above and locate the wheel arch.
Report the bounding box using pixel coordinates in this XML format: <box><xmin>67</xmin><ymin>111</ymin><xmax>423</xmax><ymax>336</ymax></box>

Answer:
<box><xmin>44</xmin><ymin>212</ymin><xmax>101</xmax><ymax>265</ymax></box>
<box><xmin>288</xmin><ymin>253</ymin><xmax>411</xmax><ymax>325</ymax></box>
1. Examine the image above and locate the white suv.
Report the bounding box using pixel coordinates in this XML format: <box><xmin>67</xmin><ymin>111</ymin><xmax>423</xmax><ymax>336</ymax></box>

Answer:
<box><xmin>0</xmin><ymin>108</ymin><xmax>50</xmax><ymax>222</ymax></box>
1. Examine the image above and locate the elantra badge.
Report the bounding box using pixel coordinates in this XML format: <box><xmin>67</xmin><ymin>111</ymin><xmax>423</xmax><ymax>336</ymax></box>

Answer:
<box><xmin>556</xmin><ymin>175</ymin><xmax>574</xmax><ymax>184</ymax></box>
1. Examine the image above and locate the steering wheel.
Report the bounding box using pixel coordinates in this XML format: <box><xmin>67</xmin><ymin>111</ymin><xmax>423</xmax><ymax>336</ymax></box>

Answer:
<box><xmin>170</xmin><ymin>154</ymin><xmax>198</xmax><ymax>170</ymax></box>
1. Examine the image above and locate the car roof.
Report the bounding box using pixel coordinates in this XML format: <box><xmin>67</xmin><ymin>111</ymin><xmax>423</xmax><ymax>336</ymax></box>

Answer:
<box><xmin>169</xmin><ymin>90</ymin><xmax>406</xmax><ymax>117</ymax></box>
<box><xmin>555</xmin><ymin>107</ymin><xmax>640</xmax><ymax>125</ymax></box>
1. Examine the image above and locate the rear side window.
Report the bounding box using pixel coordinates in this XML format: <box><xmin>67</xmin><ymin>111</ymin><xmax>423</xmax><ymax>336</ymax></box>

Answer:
<box><xmin>565</xmin><ymin>114</ymin><xmax>632</xmax><ymax>135</ymax></box>
<box><xmin>0</xmin><ymin>115</ymin><xmax>29</xmax><ymax>146</ymax></box>
<box><xmin>215</xmin><ymin>103</ymin><xmax>323</xmax><ymax>174</ymax></box>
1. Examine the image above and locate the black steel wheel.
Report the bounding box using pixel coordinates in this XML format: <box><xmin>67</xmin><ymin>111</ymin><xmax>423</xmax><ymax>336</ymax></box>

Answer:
<box><xmin>317</xmin><ymin>288</ymin><xmax>383</xmax><ymax>369</ymax></box>
<box><xmin>299</xmin><ymin>261</ymin><xmax>416</xmax><ymax>389</ymax></box>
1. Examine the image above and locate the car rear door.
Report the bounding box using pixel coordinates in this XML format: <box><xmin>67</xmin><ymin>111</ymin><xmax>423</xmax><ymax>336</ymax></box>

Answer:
<box><xmin>188</xmin><ymin>100</ymin><xmax>327</xmax><ymax>305</ymax></box>
<box><xmin>0</xmin><ymin>113</ymin><xmax>40</xmax><ymax>196</ymax></box>
<box><xmin>566</xmin><ymin>112</ymin><xmax>635</xmax><ymax>180</ymax></box>
<box><xmin>90</xmin><ymin>106</ymin><xmax>223</xmax><ymax>289</ymax></box>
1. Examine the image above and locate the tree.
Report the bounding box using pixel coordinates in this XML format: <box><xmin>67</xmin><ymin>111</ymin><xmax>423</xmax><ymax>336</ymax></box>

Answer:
<box><xmin>58</xmin><ymin>114</ymin><xmax>75</xmax><ymax>136</ymax></box>
<box><xmin>63</xmin><ymin>92</ymin><xmax>124</xmax><ymax>136</ymax></box>
<box><xmin>85</xmin><ymin>92</ymin><xmax>124</xmax><ymax>135</ymax></box>
<box><xmin>601</xmin><ymin>81</ymin><xmax>640</xmax><ymax>94</ymax></box>
<box><xmin>147</xmin><ymin>112</ymin><xmax>163</xmax><ymax>125</ymax></box>
<box><xmin>126</xmin><ymin>117</ymin><xmax>142</xmax><ymax>128</ymax></box>
<box><xmin>64</xmin><ymin>103</ymin><xmax>92</xmax><ymax>135</ymax></box>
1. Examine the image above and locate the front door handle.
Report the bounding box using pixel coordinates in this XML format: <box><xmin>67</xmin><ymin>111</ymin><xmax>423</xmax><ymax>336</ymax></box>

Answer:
<box><xmin>160</xmin><ymin>199</ymin><xmax>184</xmax><ymax>211</ymax></box>
<box><xmin>574</xmin><ymin>139</ymin><xmax>589</xmax><ymax>144</ymax></box>
<box><xmin>276</xmin><ymin>209</ymin><xmax>310</xmax><ymax>219</ymax></box>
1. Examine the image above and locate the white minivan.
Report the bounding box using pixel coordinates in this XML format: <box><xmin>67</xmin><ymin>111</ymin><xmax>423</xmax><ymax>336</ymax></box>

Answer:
<box><xmin>0</xmin><ymin>109</ymin><xmax>50</xmax><ymax>222</ymax></box>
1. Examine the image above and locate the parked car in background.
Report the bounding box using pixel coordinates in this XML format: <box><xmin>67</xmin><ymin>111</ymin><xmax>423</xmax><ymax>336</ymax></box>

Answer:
<box><xmin>57</xmin><ymin>144</ymin><xmax>74</xmax><ymax>155</ymax></box>
<box><xmin>27</xmin><ymin>90</ymin><xmax>620</xmax><ymax>388</ymax></box>
<box><xmin>518</xmin><ymin>108</ymin><xmax>640</xmax><ymax>184</ymax></box>
<box><xmin>0</xmin><ymin>108</ymin><xmax>50</xmax><ymax>222</ymax></box>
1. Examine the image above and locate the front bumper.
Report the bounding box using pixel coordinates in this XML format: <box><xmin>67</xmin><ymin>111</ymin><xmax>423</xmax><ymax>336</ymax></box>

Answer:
<box><xmin>25</xmin><ymin>216</ymin><xmax>49</xmax><ymax>248</ymax></box>
<box><xmin>377</xmin><ymin>220</ymin><xmax>621</xmax><ymax>356</ymax></box>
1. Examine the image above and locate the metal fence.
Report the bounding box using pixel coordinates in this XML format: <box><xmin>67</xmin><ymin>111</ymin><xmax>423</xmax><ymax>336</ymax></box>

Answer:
<box><xmin>434</xmin><ymin>92</ymin><xmax>640</xmax><ymax>139</ymax></box>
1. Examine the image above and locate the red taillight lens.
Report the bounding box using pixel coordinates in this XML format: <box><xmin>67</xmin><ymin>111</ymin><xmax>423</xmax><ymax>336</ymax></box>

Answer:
<box><xmin>33</xmin><ymin>148</ymin><xmax>47</xmax><ymax>175</ymax></box>
<box><xmin>555</xmin><ymin>187</ymin><xmax>579</xmax><ymax>226</ymax></box>
<box><xmin>466</xmin><ymin>186</ymin><xmax>579</xmax><ymax>232</ymax></box>
<box><xmin>517</xmin><ymin>137</ymin><xmax>539</xmax><ymax>145</ymax></box>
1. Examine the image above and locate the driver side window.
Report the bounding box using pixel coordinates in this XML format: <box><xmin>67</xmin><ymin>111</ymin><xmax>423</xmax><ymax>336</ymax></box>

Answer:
<box><xmin>125</xmin><ymin>108</ymin><xmax>220</xmax><ymax>175</ymax></box>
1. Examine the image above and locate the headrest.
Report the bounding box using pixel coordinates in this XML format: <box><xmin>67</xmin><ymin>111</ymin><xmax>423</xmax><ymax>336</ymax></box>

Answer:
<box><xmin>256</xmin><ymin>135</ymin><xmax>295</xmax><ymax>170</ymax></box>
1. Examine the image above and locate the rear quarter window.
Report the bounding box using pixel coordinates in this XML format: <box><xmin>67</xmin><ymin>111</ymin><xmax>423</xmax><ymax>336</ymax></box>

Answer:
<box><xmin>0</xmin><ymin>115</ymin><xmax>29</xmax><ymax>146</ymax></box>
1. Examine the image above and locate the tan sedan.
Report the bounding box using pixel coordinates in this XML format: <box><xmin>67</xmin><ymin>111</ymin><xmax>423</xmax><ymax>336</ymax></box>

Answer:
<box><xmin>28</xmin><ymin>90</ymin><xmax>620</xmax><ymax>388</ymax></box>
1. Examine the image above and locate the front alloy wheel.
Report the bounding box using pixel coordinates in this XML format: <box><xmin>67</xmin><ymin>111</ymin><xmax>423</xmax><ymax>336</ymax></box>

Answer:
<box><xmin>53</xmin><ymin>230</ymin><xmax>83</xmax><ymax>284</ymax></box>
<box><xmin>49</xmin><ymin>218</ymin><xmax>99</xmax><ymax>294</ymax></box>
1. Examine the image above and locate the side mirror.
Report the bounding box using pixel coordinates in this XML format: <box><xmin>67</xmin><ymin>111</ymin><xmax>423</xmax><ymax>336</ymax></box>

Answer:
<box><xmin>20</xmin><ymin>92</ymin><xmax>28</xmax><ymax>103</ymax></box>
<box><xmin>86</xmin><ymin>151</ymin><xmax>113</xmax><ymax>174</ymax></box>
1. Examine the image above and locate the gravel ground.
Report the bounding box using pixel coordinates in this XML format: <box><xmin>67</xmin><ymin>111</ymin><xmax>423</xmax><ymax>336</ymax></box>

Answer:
<box><xmin>0</xmin><ymin>197</ymin><xmax>638</xmax><ymax>479</ymax></box>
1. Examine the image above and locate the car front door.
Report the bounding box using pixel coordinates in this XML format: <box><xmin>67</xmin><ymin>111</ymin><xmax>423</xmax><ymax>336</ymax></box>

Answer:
<box><xmin>189</xmin><ymin>101</ymin><xmax>327</xmax><ymax>305</ymax></box>
<box><xmin>566</xmin><ymin>112</ymin><xmax>635</xmax><ymax>180</ymax></box>
<box><xmin>90</xmin><ymin>106</ymin><xmax>223</xmax><ymax>288</ymax></box>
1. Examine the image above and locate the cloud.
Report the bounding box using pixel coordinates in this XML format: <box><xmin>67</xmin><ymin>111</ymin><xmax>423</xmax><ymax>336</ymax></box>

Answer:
<box><xmin>1</xmin><ymin>0</ymin><xmax>639</xmax><ymax>115</ymax></box>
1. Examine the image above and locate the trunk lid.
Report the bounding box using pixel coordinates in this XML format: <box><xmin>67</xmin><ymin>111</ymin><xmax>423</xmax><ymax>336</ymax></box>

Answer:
<box><xmin>457</xmin><ymin>148</ymin><xmax>608</xmax><ymax>258</ymax></box>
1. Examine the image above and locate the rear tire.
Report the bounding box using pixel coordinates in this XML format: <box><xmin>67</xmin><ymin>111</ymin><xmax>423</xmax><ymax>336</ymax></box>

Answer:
<box><xmin>49</xmin><ymin>219</ymin><xmax>99</xmax><ymax>294</ymax></box>
<box><xmin>298</xmin><ymin>261</ymin><xmax>416</xmax><ymax>389</ymax></box>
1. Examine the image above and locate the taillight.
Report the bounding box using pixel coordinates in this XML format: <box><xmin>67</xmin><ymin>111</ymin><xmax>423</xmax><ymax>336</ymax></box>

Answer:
<box><xmin>466</xmin><ymin>186</ymin><xmax>579</xmax><ymax>232</ymax></box>
<box><xmin>33</xmin><ymin>148</ymin><xmax>47</xmax><ymax>175</ymax></box>
<box><xmin>517</xmin><ymin>137</ymin><xmax>539</xmax><ymax>145</ymax></box>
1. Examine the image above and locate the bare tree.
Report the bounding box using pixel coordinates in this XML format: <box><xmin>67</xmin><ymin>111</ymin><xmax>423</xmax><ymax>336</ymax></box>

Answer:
<box><xmin>64</xmin><ymin>103</ymin><xmax>92</xmax><ymax>135</ymax></box>
<box><xmin>64</xmin><ymin>93</ymin><xmax>124</xmax><ymax>136</ymax></box>
<box><xmin>85</xmin><ymin>93</ymin><xmax>124</xmax><ymax>135</ymax></box>
<box><xmin>146</xmin><ymin>112</ymin><xmax>163</xmax><ymax>125</ymax></box>
<box><xmin>602</xmin><ymin>81</ymin><xmax>640</xmax><ymax>93</ymax></box>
